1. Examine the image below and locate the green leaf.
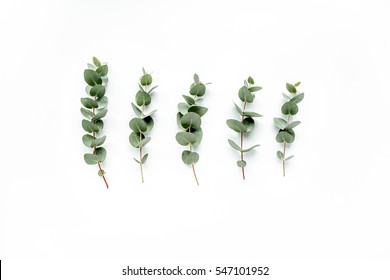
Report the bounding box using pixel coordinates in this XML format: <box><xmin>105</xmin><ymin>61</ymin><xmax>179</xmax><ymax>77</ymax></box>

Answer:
<box><xmin>233</xmin><ymin>102</ymin><xmax>243</xmax><ymax>115</ymax></box>
<box><xmin>188</xmin><ymin>105</ymin><xmax>208</xmax><ymax>117</ymax></box>
<box><xmin>237</xmin><ymin>160</ymin><xmax>246</xmax><ymax>167</ymax></box>
<box><xmin>140</xmin><ymin>136</ymin><xmax>151</xmax><ymax>147</ymax></box>
<box><xmin>192</xmin><ymin>128</ymin><xmax>203</xmax><ymax>146</ymax></box>
<box><xmin>286</xmin><ymin>83</ymin><xmax>297</xmax><ymax>94</ymax></box>
<box><xmin>82</xmin><ymin>134</ymin><xmax>94</xmax><ymax>147</ymax></box>
<box><xmin>96</xmin><ymin>65</ymin><xmax>108</xmax><ymax>76</ymax></box>
<box><xmin>281</xmin><ymin>101</ymin><xmax>299</xmax><ymax>115</ymax></box>
<box><xmin>87</xmin><ymin>64</ymin><xmax>96</xmax><ymax>70</ymax></box>
<box><xmin>98</xmin><ymin>170</ymin><xmax>105</xmax><ymax>176</ymax></box>
<box><xmin>129</xmin><ymin>118</ymin><xmax>147</xmax><ymax>133</ymax></box>
<box><xmin>248</xmin><ymin>86</ymin><xmax>262</xmax><ymax>92</ymax></box>
<box><xmin>276</xmin><ymin>131</ymin><xmax>294</xmax><ymax>143</ymax></box>
<box><xmin>226</xmin><ymin>119</ymin><xmax>247</xmax><ymax>133</ymax></box>
<box><xmin>134</xmin><ymin>158</ymin><xmax>140</xmax><ymax>164</ymax></box>
<box><xmin>92</xmin><ymin>57</ymin><xmax>101</xmax><ymax>67</ymax></box>
<box><xmin>80</xmin><ymin>108</ymin><xmax>94</xmax><ymax>119</ymax></box>
<box><xmin>243</xmin><ymin>117</ymin><xmax>255</xmax><ymax>132</ymax></box>
<box><xmin>95</xmin><ymin>147</ymin><xmax>107</xmax><ymax>162</ymax></box>
<box><xmin>248</xmin><ymin>76</ymin><xmax>254</xmax><ymax>85</ymax></box>
<box><xmin>178</xmin><ymin>102</ymin><xmax>189</xmax><ymax>115</ymax></box>
<box><xmin>243</xmin><ymin>111</ymin><xmax>262</xmax><ymax>117</ymax></box>
<box><xmin>282</xmin><ymin>93</ymin><xmax>291</xmax><ymax>100</ymax></box>
<box><xmin>277</xmin><ymin>151</ymin><xmax>284</xmax><ymax>160</ymax></box>
<box><xmin>85</xmin><ymin>85</ymin><xmax>92</xmax><ymax>94</ymax></box>
<box><xmin>228</xmin><ymin>139</ymin><xmax>241</xmax><ymax>151</ymax></box>
<box><xmin>181</xmin><ymin>112</ymin><xmax>201</xmax><ymax>129</ymax></box>
<box><xmin>140</xmin><ymin>74</ymin><xmax>152</xmax><ymax>86</ymax></box>
<box><xmin>285</xmin><ymin>155</ymin><xmax>294</xmax><ymax>161</ymax></box>
<box><xmin>97</xmin><ymin>96</ymin><xmax>108</xmax><ymax>109</ymax></box>
<box><xmin>285</xmin><ymin>121</ymin><xmax>301</xmax><ymax>129</ymax></box>
<box><xmin>238</xmin><ymin>86</ymin><xmax>250</xmax><ymax>102</ymax></box>
<box><xmin>242</xmin><ymin>144</ymin><xmax>260</xmax><ymax>153</ymax></box>
<box><xmin>131</xmin><ymin>103</ymin><xmax>142</xmax><ymax>117</ymax></box>
<box><xmin>84</xmin><ymin>153</ymin><xmax>97</xmax><ymax>165</ymax></box>
<box><xmin>182</xmin><ymin>95</ymin><xmax>195</xmax><ymax>105</ymax></box>
<box><xmin>92</xmin><ymin>109</ymin><xmax>108</xmax><ymax>121</ymax></box>
<box><xmin>294</xmin><ymin>81</ymin><xmax>301</xmax><ymax>87</ymax></box>
<box><xmin>182</xmin><ymin>150</ymin><xmax>199</xmax><ymax>165</ymax></box>
<box><xmin>193</xmin><ymin>73</ymin><xmax>200</xmax><ymax>84</ymax></box>
<box><xmin>95</xmin><ymin>120</ymin><xmax>104</xmax><ymax>132</ymax></box>
<box><xmin>148</xmin><ymin>85</ymin><xmax>158</xmax><ymax>94</ymax></box>
<box><xmin>82</xmin><ymin>119</ymin><xmax>99</xmax><ymax>133</ymax></box>
<box><xmin>143</xmin><ymin>109</ymin><xmax>157</xmax><ymax>118</ymax></box>
<box><xmin>129</xmin><ymin>132</ymin><xmax>141</xmax><ymax>148</ymax></box>
<box><xmin>101</xmin><ymin>76</ymin><xmax>108</xmax><ymax>86</ymax></box>
<box><xmin>136</xmin><ymin>90</ymin><xmax>151</xmax><ymax>106</ymax></box>
<box><xmin>81</xmin><ymin>97</ymin><xmax>98</xmax><ymax>109</ymax></box>
<box><xmin>91</xmin><ymin>136</ymin><xmax>106</xmax><ymax>147</ymax></box>
<box><xmin>290</xmin><ymin>93</ymin><xmax>304</xmax><ymax>104</ymax></box>
<box><xmin>175</xmin><ymin>132</ymin><xmax>197</xmax><ymax>146</ymax></box>
<box><xmin>189</xmin><ymin>83</ymin><xmax>206</xmax><ymax>96</ymax></box>
<box><xmin>90</xmin><ymin>85</ymin><xmax>105</xmax><ymax>98</ymax></box>
<box><xmin>143</xmin><ymin>116</ymin><xmax>154</xmax><ymax>132</ymax></box>
<box><xmin>177</xmin><ymin>112</ymin><xmax>183</xmax><ymax>128</ymax></box>
<box><xmin>84</xmin><ymin>69</ymin><xmax>102</xmax><ymax>86</ymax></box>
<box><xmin>141</xmin><ymin>153</ymin><xmax>149</xmax><ymax>164</ymax></box>
<box><xmin>274</xmin><ymin>117</ymin><xmax>287</xmax><ymax>129</ymax></box>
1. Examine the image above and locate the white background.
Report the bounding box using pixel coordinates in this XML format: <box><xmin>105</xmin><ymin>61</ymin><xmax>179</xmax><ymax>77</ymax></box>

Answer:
<box><xmin>1</xmin><ymin>0</ymin><xmax>390</xmax><ymax>279</ymax></box>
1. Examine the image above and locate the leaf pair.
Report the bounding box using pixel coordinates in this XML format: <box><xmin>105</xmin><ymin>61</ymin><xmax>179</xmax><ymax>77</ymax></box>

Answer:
<box><xmin>227</xmin><ymin>76</ymin><xmax>262</xmax><ymax>179</ymax></box>
<box><xmin>274</xmin><ymin>82</ymin><xmax>304</xmax><ymax>176</ymax></box>
<box><xmin>81</xmin><ymin>57</ymin><xmax>110</xmax><ymax>188</ymax></box>
<box><xmin>176</xmin><ymin>74</ymin><xmax>209</xmax><ymax>185</ymax></box>
<box><xmin>129</xmin><ymin>68</ymin><xmax>157</xmax><ymax>182</ymax></box>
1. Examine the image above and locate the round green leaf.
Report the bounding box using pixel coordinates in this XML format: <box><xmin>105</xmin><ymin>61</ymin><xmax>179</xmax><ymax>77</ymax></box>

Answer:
<box><xmin>90</xmin><ymin>85</ymin><xmax>105</xmax><ymax>98</ymax></box>
<box><xmin>243</xmin><ymin>117</ymin><xmax>255</xmax><ymax>132</ymax></box>
<box><xmin>82</xmin><ymin>134</ymin><xmax>94</xmax><ymax>148</ymax></box>
<box><xmin>286</xmin><ymin>83</ymin><xmax>297</xmax><ymax>94</ymax></box>
<box><xmin>178</xmin><ymin>102</ymin><xmax>189</xmax><ymax>115</ymax></box>
<box><xmin>189</xmin><ymin>83</ymin><xmax>206</xmax><ymax>96</ymax></box>
<box><xmin>274</xmin><ymin>117</ymin><xmax>287</xmax><ymax>129</ymax></box>
<box><xmin>80</xmin><ymin>108</ymin><xmax>93</xmax><ymax>119</ymax></box>
<box><xmin>92</xmin><ymin>109</ymin><xmax>108</xmax><ymax>121</ymax></box>
<box><xmin>84</xmin><ymin>69</ymin><xmax>102</xmax><ymax>86</ymax></box>
<box><xmin>95</xmin><ymin>147</ymin><xmax>107</xmax><ymax>162</ymax></box>
<box><xmin>182</xmin><ymin>95</ymin><xmax>195</xmax><ymax>105</ymax></box>
<box><xmin>228</xmin><ymin>139</ymin><xmax>241</xmax><ymax>151</ymax></box>
<box><xmin>290</xmin><ymin>93</ymin><xmax>304</xmax><ymax>104</ymax></box>
<box><xmin>96</xmin><ymin>65</ymin><xmax>108</xmax><ymax>76</ymax></box>
<box><xmin>188</xmin><ymin>105</ymin><xmax>208</xmax><ymax>117</ymax></box>
<box><xmin>277</xmin><ymin>151</ymin><xmax>284</xmax><ymax>160</ymax></box>
<box><xmin>95</xmin><ymin>120</ymin><xmax>104</xmax><ymax>132</ymax></box>
<box><xmin>140</xmin><ymin>74</ymin><xmax>152</xmax><ymax>86</ymax></box>
<box><xmin>98</xmin><ymin>169</ymin><xmax>105</xmax><ymax>176</ymax></box>
<box><xmin>129</xmin><ymin>118</ymin><xmax>147</xmax><ymax>133</ymax></box>
<box><xmin>276</xmin><ymin>131</ymin><xmax>294</xmax><ymax>143</ymax></box>
<box><xmin>226</xmin><ymin>119</ymin><xmax>247</xmax><ymax>133</ymax></box>
<box><xmin>175</xmin><ymin>132</ymin><xmax>197</xmax><ymax>146</ymax></box>
<box><xmin>192</xmin><ymin>127</ymin><xmax>203</xmax><ymax>146</ymax></box>
<box><xmin>238</xmin><ymin>86</ymin><xmax>250</xmax><ymax>102</ymax></box>
<box><xmin>92</xmin><ymin>57</ymin><xmax>101</xmax><ymax>67</ymax></box>
<box><xmin>248</xmin><ymin>76</ymin><xmax>254</xmax><ymax>85</ymax></box>
<box><xmin>136</xmin><ymin>90</ymin><xmax>151</xmax><ymax>106</ymax></box>
<box><xmin>193</xmin><ymin>73</ymin><xmax>200</xmax><ymax>84</ymax></box>
<box><xmin>237</xmin><ymin>160</ymin><xmax>246</xmax><ymax>167</ymax></box>
<box><xmin>143</xmin><ymin>116</ymin><xmax>154</xmax><ymax>132</ymax></box>
<box><xmin>129</xmin><ymin>132</ymin><xmax>141</xmax><ymax>148</ymax></box>
<box><xmin>281</xmin><ymin>101</ymin><xmax>299</xmax><ymax>115</ymax></box>
<box><xmin>84</xmin><ymin>153</ymin><xmax>97</xmax><ymax>165</ymax></box>
<box><xmin>181</xmin><ymin>112</ymin><xmax>201</xmax><ymax>130</ymax></box>
<box><xmin>182</xmin><ymin>150</ymin><xmax>200</xmax><ymax>165</ymax></box>
<box><xmin>97</xmin><ymin>96</ymin><xmax>108</xmax><ymax>109</ymax></box>
<box><xmin>82</xmin><ymin>119</ymin><xmax>98</xmax><ymax>133</ymax></box>
<box><xmin>81</xmin><ymin>97</ymin><xmax>98</xmax><ymax>109</ymax></box>
<box><xmin>91</xmin><ymin>136</ymin><xmax>106</xmax><ymax>147</ymax></box>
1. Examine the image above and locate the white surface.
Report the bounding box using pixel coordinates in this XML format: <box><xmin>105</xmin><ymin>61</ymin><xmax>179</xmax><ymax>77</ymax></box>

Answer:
<box><xmin>1</xmin><ymin>0</ymin><xmax>390</xmax><ymax>278</ymax></box>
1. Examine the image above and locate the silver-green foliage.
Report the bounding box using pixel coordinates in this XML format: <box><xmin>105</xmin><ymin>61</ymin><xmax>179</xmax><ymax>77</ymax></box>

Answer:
<box><xmin>81</xmin><ymin>57</ymin><xmax>109</xmax><ymax>188</ymax></box>
<box><xmin>129</xmin><ymin>68</ymin><xmax>157</xmax><ymax>183</ymax></box>
<box><xmin>176</xmin><ymin>74</ymin><xmax>209</xmax><ymax>185</ymax></box>
<box><xmin>226</xmin><ymin>76</ymin><xmax>262</xmax><ymax>179</ymax></box>
<box><xmin>274</xmin><ymin>82</ymin><xmax>304</xmax><ymax>176</ymax></box>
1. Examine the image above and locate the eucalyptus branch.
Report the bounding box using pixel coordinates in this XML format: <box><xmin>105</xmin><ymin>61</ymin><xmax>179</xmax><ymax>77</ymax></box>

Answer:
<box><xmin>129</xmin><ymin>68</ymin><xmax>157</xmax><ymax>183</ymax></box>
<box><xmin>274</xmin><ymin>82</ymin><xmax>304</xmax><ymax>176</ymax></box>
<box><xmin>176</xmin><ymin>73</ymin><xmax>210</xmax><ymax>186</ymax></box>
<box><xmin>227</xmin><ymin>76</ymin><xmax>262</xmax><ymax>180</ymax></box>
<box><xmin>81</xmin><ymin>57</ymin><xmax>109</xmax><ymax>189</ymax></box>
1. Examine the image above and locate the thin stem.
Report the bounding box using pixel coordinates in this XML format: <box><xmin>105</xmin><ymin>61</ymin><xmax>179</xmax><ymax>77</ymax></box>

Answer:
<box><xmin>190</xmin><ymin>143</ymin><xmax>199</xmax><ymax>186</ymax></box>
<box><xmin>139</xmin><ymin>104</ymin><xmax>145</xmax><ymax>183</ymax></box>
<box><xmin>282</xmin><ymin>114</ymin><xmax>291</xmax><ymax>177</ymax></box>
<box><xmin>92</xmin><ymin>100</ymin><xmax>109</xmax><ymax>189</ymax></box>
<box><xmin>240</xmin><ymin>101</ymin><xmax>247</xmax><ymax>180</ymax></box>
